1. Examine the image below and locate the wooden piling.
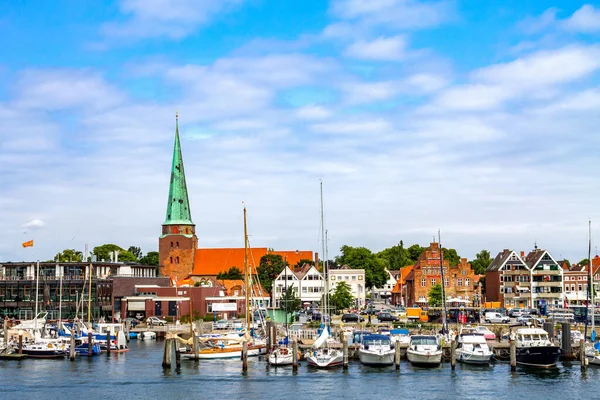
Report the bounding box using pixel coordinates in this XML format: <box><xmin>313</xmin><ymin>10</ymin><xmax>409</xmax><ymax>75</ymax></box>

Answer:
<box><xmin>242</xmin><ymin>340</ymin><xmax>248</xmax><ymax>372</ymax></box>
<box><xmin>18</xmin><ymin>333</ymin><xmax>22</xmax><ymax>355</ymax></box>
<box><xmin>395</xmin><ymin>343</ymin><xmax>401</xmax><ymax>370</ymax></box>
<box><xmin>88</xmin><ymin>332</ymin><xmax>93</xmax><ymax>358</ymax></box>
<box><xmin>451</xmin><ymin>339</ymin><xmax>456</xmax><ymax>370</ymax></box>
<box><xmin>580</xmin><ymin>339</ymin><xmax>587</xmax><ymax>370</ymax></box>
<box><xmin>193</xmin><ymin>335</ymin><xmax>199</xmax><ymax>361</ymax></box>
<box><xmin>561</xmin><ymin>323</ymin><xmax>572</xmax><ymax>357</ymax></box>
<box><xmin>343</xmin><ymin>339</ymin><xmax>349</xmax><ymax>371</ymax></box>
<box><xmin>510</xmin><ymin>339</ymin><xmax>516</xmax><ymax>372</ymax></box>
<box><xmin>162</xmin><ymin>338</ymin><xmax>172</xmax><ymax>368</ymax></box>
<box><xmin>174</xmin><ymin>340</ymin><xmax>181</xmax><ymax>369</ymax></box>
<box><xmin>266</xmin><ymin>321</ymin><xmax>272</xmax><ymax>354</ymax></box>
<box><xmin>69</xmin><ymin>330</ymin><xmax>76</xmax><ymax>361</ymax></box>
<box><xmin>292</xmin><ymin>339</ymin><xmax>299</xmax><ymax>372</ymax></box>
<box><xmin>106</xmin><ymin>331</ymin><xmax>111</xmax><ymax>355</ymax></box>
<box><xmin>3</xmin><ymin>321</ymin><xmax>8</xmax><ymax>348</ymax></box>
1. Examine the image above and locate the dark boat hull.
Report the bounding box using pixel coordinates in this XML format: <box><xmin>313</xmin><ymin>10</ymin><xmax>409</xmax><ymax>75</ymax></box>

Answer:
<box><xmin>21</xmin><ymin>350</ymin><xmax>66</xmax><ymax>359</ymax></box>
<box><xmin>516</xmin><ymin>346</ymin><xmax>560</xmax><ymax>368</ymax></box>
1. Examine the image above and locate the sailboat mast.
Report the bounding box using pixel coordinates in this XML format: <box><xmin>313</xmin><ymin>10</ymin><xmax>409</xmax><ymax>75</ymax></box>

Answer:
<box><xmin>87</xmin><ymin>262</ymin><xmax>92</xmax><ymax>327</ymax></box>
<box><xmin>34</xmin><ymin>260</ymin><xmax>39</xmax><ymax>331</ymax></box>
<box><xmin>586</xmin><ymin>219</ymin><xmax>592</xmax><ymax>339</ymax></box>
<box><xmin>438</xmin><ymin>230</ymin><xmax>448</xmax><ymax>334</ymax></box>
<box><xmin>244</xmin><ymin>205</ymin><xmax>250</xmax><ymax>332</ymax></box>
<box><xmin>58</xmin><ymin>274</ymin><xmax>63</xmax><ymax>329</ymax></box>
<box><xmin>320</xmin><ymin>181</ymin><xmax>328</xmax><ymax>326</ymax></box>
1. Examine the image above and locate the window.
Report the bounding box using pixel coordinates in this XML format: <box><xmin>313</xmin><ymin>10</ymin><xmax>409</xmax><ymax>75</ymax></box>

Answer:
<box><xmin>345</xmin><ymin>276</ymin><xmax>349</xmax><ymax>280</ymax></box>
<box><xmin>302</xmin><ymin>287</ymin><xmax>307</xmax><ymax>293</ymax></box>
<box><xmin>421</xmin><ymin>278</ymin><xmax>426</xmax><ymax>287</ymax></box>
<box><xmin>431</xmin><ymin>279</ymin><xmax>436</xmax><ymax>286</ymax></box>
<box><xmin>465</xmin><ymin>278</ymin><xmax>470</xmax><ymax>286</ymax></box>
<box><xmin>565</xmin><ymin>285</ymin><xmax>570</xmax><ymax>292</ymax></box>
<box><xmin>170</xmin><ymin>257</ymin><xmax>173</xmax><ymax>264</ymax></box>
<box><xmin>331</xmin><ymin>276</ymin><xmax>336</xmax><ymax>281</ymax></box>
<box><xmin>462</xmin><ymin>270</ymin><xmax>466</xmax><ymax>275</ymax></box>
<box><xmin>458</xmin><ymin>278</ymin><xmax>463</xmax><ymax>286</ymax></box>
<box><xmin>444</xmin><ymin>278</ymin><xmax>449</xmax><ymax>287</ymax></box>
<box><xmin>358</xmin><ymin>276</ymin><xmax>363</xmax><ymax>280</ymax></box>
<box><xmin>170</xmin><ymin>241</ymin><xmax>173</xmax><ymax>248</ymax></box>
<box><xmin>176</xmin><ymin>242</ymin><xmax>179</xmax><ymax>248</ymax></box>
<box><xmin>579</xmin><ymin>284</ymin><xmax>583</xmax><ymax>291</ymax></box>
<box><xmin>352</xmin><ymin>276</ymin><xmax>356</xmax><ymax>280</ymax></box>
<box><xmin>571</xmin><ymin>284</ymin><xmax>575</xmax><ymax>291</ymax></box>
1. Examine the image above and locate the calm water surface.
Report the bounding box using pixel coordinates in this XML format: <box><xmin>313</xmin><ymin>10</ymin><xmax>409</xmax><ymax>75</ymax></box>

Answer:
<box><xmin>1</xmin><ymin>340</ymin><xmax>599</xmax><ymax>400</ymax></box>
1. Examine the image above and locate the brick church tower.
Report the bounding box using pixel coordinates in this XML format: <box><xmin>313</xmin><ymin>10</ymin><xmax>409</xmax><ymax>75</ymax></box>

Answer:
<box><xmin>159</xmin><ymin>113</ymin><xmax>198</xmax><ymax>282</ymax></box>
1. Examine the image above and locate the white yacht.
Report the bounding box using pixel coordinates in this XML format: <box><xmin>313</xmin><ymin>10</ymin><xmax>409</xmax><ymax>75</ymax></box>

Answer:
<box><xmin>268</xmin><ymin>346</ymin><xmax>294</xmax><ymax>366</ymax></box>
<box><xmin>406</xmin><ymin>335</ymin><xmax>442</xmax><ymax>367</ymax></box>
<box><xmin>514</xmin><ymin>327</ymin><xmax>560</xmax><ymax>368</ymax></box>
<box><xmin>456</xmin><ymin>331</ymin><xmax>492</xmax><ymax>365</ymax></box>
<box><xmin>305</xmin><ymin>329</ymin><xmax>343</xmax><ymax>368</ymax></box>
<box><xmin>358</xmin><ymin>334</ymin><xmax>395</xmax><ymax>367</ymax></box>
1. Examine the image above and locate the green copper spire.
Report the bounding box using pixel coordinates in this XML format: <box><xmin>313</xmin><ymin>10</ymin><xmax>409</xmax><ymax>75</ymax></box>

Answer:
<box><xmin>164</xmin><ymin>112</ymin><xmax>193</xmax><ymax>225</ymax></box>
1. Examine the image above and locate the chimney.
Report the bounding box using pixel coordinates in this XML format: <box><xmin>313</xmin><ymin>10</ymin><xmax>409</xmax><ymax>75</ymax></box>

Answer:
<box><xmin>520</xmin><ymin>251</ymin><xmax>525</xmax><ymax>258</ymax></box>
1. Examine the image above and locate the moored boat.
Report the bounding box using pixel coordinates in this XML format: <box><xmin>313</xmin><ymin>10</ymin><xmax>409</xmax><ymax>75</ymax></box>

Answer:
<box><xmin>514</xmin><ymin>327</ymin><xmax>560</xmax><ymax>368</ymax></box>
<box><xmin>268</xmin><ymin>346</ymin><xmax>294</xmax><ymax>366</ymax></box>
<box><xmin>456</xmin><ymin>331</ymin><xmax>492</xmax><ymax>365</ymax></box>
<box><xmin>406</xmin><ymin>335</ymin><xmax>442</xmax><ymax>367</ymax></box>
<box><xmin>359</xmin><ymin>334</ymin><xmax>395</xmax><ymax>367</ymax></box>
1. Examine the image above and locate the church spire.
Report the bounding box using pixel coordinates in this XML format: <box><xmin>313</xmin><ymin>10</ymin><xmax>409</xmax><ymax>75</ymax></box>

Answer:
<box><xmin>164</xmin><ymin>111</ymin><xmax>193</xmax><ymax>225</ymax></box>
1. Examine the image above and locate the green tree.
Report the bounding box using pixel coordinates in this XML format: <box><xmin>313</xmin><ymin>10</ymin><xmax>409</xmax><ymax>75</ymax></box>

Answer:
<box><xmin>55</xmin><ymin>249</ymin><xmax>83</xmax><ymax>262</ymax></box>
<box><xmin>93</xmin><ymin>244</ymin><xmax>136</xmax><ymax>263</ymax></box>
<box><xmin>217</xmin><ymin>266</ymin><xmax>243</xmax><ymax>280</ymax></box>
<box><xmin>579</xmin><ymin>259</ymin><xmax>590</xmax><ymax>267</ymax></box>
<box><xmin>139</xmin><ymin>251</ymin><xmax>159</xmax><ymax>266</ymax></box>
<box><xmin>428</xmin><ymin>284</ymin><xmax>443</xmax><ymax>307</ymax></box>
<box><xmin>470</xmin><ymin>250</ymin><xmax>493</xmax><ymax>275</ymax></box>
<box><xmin>442</xmin><ymin>248</ymin><xmax>461</xmax><ymax>266</ymax></box>
<box><xmin>335</xmin><ymin>245</ymin><xmax>387</xmax><ymax>289</ymax></box>
<box><xmin>331</xmin><ymin>281</ymin><xmax>354</xmax><ymax>311</ymax></box>
<box><xmin>407</xmin><ymin>244</ymin><xmax>426</xmax><ymax>263</ymax></box>
<box><xmin>127</xmin><ymin>246</ymin><xmax>142</xmax><ymax>260</ymax></box>
<box><xmin>257</xmin><ymin>254</ymin><xmax>287</xmax><ymax>294</ymax></box>
<box><xmin>377</xmin><ymin>240</ymin><xmax>410</xmax><ymax>269</ymax></box>
<box><xmin>279</xmin><ymin>283</ymin><xmax>301</xmax><ymax>322</ymax></box>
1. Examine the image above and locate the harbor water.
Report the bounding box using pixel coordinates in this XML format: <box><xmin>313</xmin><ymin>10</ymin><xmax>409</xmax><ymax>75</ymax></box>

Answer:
<box><xmin>1</xmin><ymin>340</ymin><xmax>599</xmax><ymax>400</ymax></box>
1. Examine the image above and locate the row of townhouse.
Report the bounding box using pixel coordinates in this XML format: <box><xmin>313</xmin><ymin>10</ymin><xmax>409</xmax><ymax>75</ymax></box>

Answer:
<box><xmin>486</xmin><ymin>247</ymin><xmax>569</xmax><ymax>309</ymax></box>
<box><xmin>271</xmin><ymin>264</ymin><xmax>366</xmax><ymax>309</ymax></box>
<box><xmin>560</xmin><ymin>256</ymin><xmax>600</xmax><ymax>305</ymax></box>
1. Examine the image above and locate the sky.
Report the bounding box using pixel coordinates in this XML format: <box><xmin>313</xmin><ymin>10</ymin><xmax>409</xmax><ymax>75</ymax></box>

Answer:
<box><xmin>1</xmin><ymin>0</ymin><xmax>600</xmax><ymax>264</ymax></box>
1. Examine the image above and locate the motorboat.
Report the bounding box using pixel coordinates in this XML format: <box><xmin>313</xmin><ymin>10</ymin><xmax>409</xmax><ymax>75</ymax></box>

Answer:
<box><xmin>406</xmin><ymin>335</ymin><xmax>442</xmax><ymax>367</ymax></box>
<box><xmin>389</xmin><ymin>328</ymin><xmax>410</xmax><ymax>346</ymax></box>
<box><xmin>358</xmin><ymin>334</ymin><xmax>395</xmax><ymax>367</ymax></box>
<box><xmin>268</xmin><ymin>346</ymin><xmax>294</xmax><ymax>366</ymax></box>
<box><xmin>456</xmin><ymin>331</ymin><xmax>492</xmax><ymax>365</ymax></box>
<box><xmin>141</xmin><ymin>331</ymin><xmax>157</xmax><ymax>340</ymax></box>
<box><xmin>514</xmin><ymin>327</ymin><xmax>560</xmax><ymax>368</ymax></box>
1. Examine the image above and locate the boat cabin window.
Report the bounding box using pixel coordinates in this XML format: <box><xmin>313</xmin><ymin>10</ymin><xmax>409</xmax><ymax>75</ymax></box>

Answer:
<box><xmin>412</xmin><ymin>337</ymin><xmax>437</xmax><ymax>345</ymax></box>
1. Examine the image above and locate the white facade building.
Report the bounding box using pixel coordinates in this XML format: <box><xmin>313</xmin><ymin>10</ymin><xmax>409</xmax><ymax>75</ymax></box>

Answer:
<box><xmin>328</xmin><ymin>266</ymin><xmax>366</xmax><ymax>308</ymax></box>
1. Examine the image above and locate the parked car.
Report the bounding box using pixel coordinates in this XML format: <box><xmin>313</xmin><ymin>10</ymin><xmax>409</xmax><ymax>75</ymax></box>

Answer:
<box><xmin>508</xmin><ymin>308</ymin><xmax>524</xmax><ymax>318</ymax></box>
<box><xmin>517</xmin><ymin>315</ymin><xmax>544</xmax><ymax>325</ymax></box>
<box><xmin>473</xmin><ymin>326</ymin><xmax>496</xmax><ymax>340</ymax></box>
<box><xmin>360</xmin><ymin>306</ymin><xmax>378</xmax><ymax>315</ymax></box>
<box><xmin>484</xmin><ymin>312</ymin><xmax>509</xmax><ymax>324</ymax></box>
<box><xmin>341</xmin><ymin>313</ymin><xmax>365</xmax><ymax>323</ymax></box>
<box><xmin>376</xmin><ymin>312</ymin><xmax>398</xmax><ymax>322</ymax></box>
<box><xmin>146</xmin><ymin>316</ymin><xmax>167</xmax><ymax>326</ymax></box>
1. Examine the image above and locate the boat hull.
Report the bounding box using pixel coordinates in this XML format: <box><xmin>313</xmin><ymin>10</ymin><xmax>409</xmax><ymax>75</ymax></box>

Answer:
<box><xmin>516</xmin><ymin>346</ymin><xmax>560</xmax><ymax>368</ymax></box>
<box><xmin>21</xmin><ymin>349</ymin><xmax>66</xmax><ymax>359</ymax></box>
<box><xmin>306</xmin><ymin>350</ymin><xmax>343</xmax><ymax>368</ymax></box>
<box><xmin>359</xmin><ymin>349</ymin><xmax>395</xmax><ymax>367</ymax></box>
<box><xmin>183</xmin><ymin>345</ymin><xmax>266</xmax><ymax>360</ymax></box>
<box><xmin>268</xmin><ymin>348</ymin><xmax>294</xmax><ymax>366</ymax></box>
<box><xmin>406</xmin><ymin>350</ymin><xmax>442</xmax><ymax>367</ymax></box>
<box><xmin>456</xmin><ymin>350</ymin><xmax>492</xmax><ymax>365</ymax></box>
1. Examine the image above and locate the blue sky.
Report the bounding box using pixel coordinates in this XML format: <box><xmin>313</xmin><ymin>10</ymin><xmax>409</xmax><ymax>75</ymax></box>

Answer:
<box><xmin>1</xmin><ymin>0</ymin><xmax>600</xmax><ymax>263</ymax></box>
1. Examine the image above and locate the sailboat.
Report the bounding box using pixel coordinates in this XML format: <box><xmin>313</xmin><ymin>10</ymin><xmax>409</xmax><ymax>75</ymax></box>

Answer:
<box><xmin>183</xmin><ymin>206</ymin><xmax>266</xmax><ymax>360</ymax></box>
<box><xmin>268</xmin><ymin>267</ymin><xmax>295</xmax><ymax>366</ymax></box>
<box><xmin>305</xmin><ymin>181</ymin><xmax>343</xmax><ymax>368</ymax></box>
<box><xmin>583</xmin><ymin>220</ymin><xmax>600</xmax><ymax>366</ymax></box>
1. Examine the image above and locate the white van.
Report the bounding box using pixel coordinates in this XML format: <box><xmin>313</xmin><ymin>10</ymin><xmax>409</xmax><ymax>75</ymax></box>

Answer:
<box><xmin>484</xmin><ymin>312</ymin><xmax>509</xmax><ymax>324</ymax></box>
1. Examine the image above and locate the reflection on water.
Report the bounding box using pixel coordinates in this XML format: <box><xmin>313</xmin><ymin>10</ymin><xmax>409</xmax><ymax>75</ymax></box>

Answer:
<box><xmin>0</xmin><ymin>341</ymin><xmax>597</xmax><ymax>400</ymax></box>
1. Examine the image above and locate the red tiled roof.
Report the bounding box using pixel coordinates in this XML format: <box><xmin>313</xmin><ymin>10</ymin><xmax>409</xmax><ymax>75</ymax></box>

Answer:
<box><xmin>392</xmin><ymin>266</ymin><xmax>413</xmax><ymax>293</ymax></box>
<box><xmin>191</xmin><ymin>248</ymin><xmax>313</xmax><ymax>277</ymax></box>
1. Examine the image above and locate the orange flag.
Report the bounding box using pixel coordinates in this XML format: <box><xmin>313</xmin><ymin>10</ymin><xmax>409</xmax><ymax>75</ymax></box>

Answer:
<box><xmin>22</xmin><ymin>240</ymin><xmax>34</xmax><ymax>248</ymax></box>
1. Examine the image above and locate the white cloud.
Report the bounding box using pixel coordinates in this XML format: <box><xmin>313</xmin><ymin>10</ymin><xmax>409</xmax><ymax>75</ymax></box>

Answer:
<box><xmin>329</xmin><ymin>0</ymin><xmax>454</xmax><ymax>30</ymax></box>
<box><xmin>310</xmin><ymin>119</ymin><xmax>392</xmax><ymax>134</ymax></box>
<box><xmin>102</xmin><ymin>0</ymin><xmax>244</xmax><ymax>39</ymax></box>
<box><xmin>295</xmin><ymin>105</ymin><xmax>332</xmax><ymax>120</ymax></box>
<box><xmin>472</xmin><ymin>45</ymin><xmax>600</xmax><ymax>88</ymax></box>
<box><xmin>563</xmin><ymin>4</ymin><xmax>600</xmax><ymax>33</ymax></box>
<box><xmin>23</xmin><ymin>219</ymin><xmax>45</xmax><ymax>230</ymax></box>
<box><xmin>518</xmin><ymin>8</ymin><xmax>559</xmax><ymax>34</ymax></box>
<box><xmin>344</xmin><ymin>35</ymin><xmax>407</xmax><ymax>61</ymax></box>
<box><xmin>405</xmin><ymin>73</ymin><xmax>448</xmax><ymax>93</ymax></box>
<box><xmin>14</xmin><ymin>70</ymin><xmax>125</xmax><ymax>111</ymax></box>
<box><xmin>429</xmin><ymin>84</ymin><xmax>513</xmax><ymax>111</ymax></box>
<box><xmin>341</xmin><ymin>81</ymin><xmax>399</xmax><ymax>103</ymax></box>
